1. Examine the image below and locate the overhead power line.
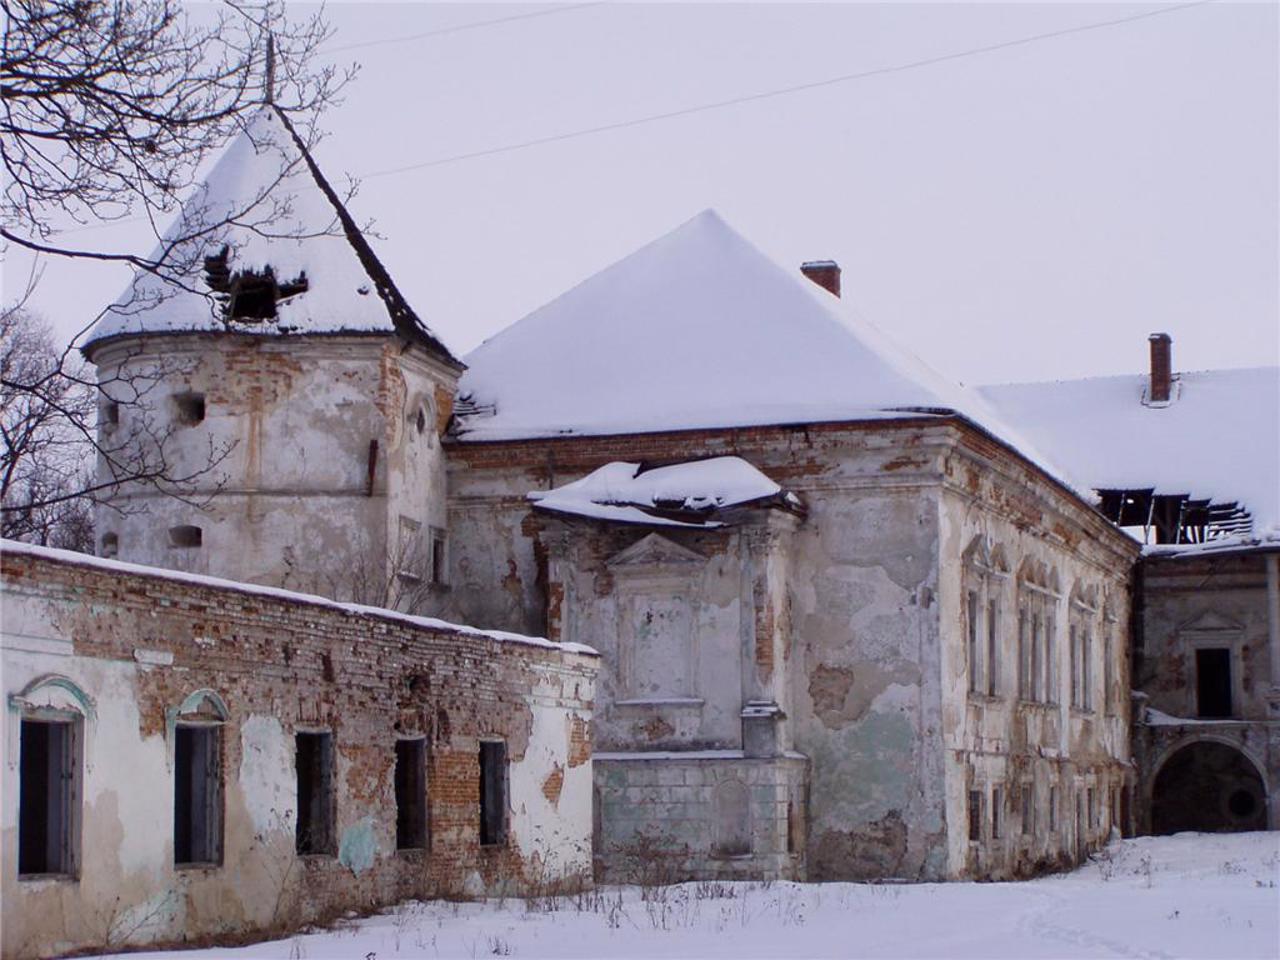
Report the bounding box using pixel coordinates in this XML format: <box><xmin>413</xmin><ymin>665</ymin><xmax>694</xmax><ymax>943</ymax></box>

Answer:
<box><xmin>360</xmin><ymin>0</ymin><xmax>1213</xmax><ymax>180</ymax></box>
<box><xmin>44</xmin><ymin>0</ymin><xmax>1213</xmax><ymax>238</ymax></box>
<box><xmin>322</xmin><ymin>2</ymin><xmax>605</xmax><ymax>55</ymax></box>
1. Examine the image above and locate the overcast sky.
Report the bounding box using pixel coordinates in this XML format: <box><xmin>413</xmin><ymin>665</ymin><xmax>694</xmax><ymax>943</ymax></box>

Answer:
<box><xmin>9</xmin><ymin>1</ymin><xmax>1278</xmax><ymax>386</ymax></box>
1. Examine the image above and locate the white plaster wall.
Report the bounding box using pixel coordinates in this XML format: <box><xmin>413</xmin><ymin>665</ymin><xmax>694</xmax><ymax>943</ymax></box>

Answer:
<box><xmin>506</xmin><ymin>674</ymin><xmax>594</xmax><ymax>881</ymax></box>
<box><xmin>90</xmin><ymin>334</ymin><xmax>457</xmax><ymax>604</ymax></box>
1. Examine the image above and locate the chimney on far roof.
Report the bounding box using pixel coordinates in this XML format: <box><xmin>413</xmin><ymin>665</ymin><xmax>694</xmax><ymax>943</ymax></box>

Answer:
<box><xmin>1149</xmin><ymin>332</ymin><xmax>1172</xmax><ymax>403</ymax></box>
<box><xmin>801</xmin><ymin>260</ymin><xmax>841</xmax><ymax>298</ymax></box>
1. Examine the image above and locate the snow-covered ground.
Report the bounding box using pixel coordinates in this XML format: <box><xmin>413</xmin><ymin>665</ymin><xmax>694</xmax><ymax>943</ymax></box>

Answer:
<box><xmin>97</xmin><ymin>832</ymin><xmax>1279</xmax><ymax>960</ymax></box>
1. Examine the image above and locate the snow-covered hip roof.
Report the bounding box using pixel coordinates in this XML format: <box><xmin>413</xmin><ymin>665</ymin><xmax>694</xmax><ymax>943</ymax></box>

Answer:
<box><xmin>82</xmin><ymin>108</ymin><xmax>460</xmax><ymax>368</ymax></box>
<box><xmin>454</xmin><ymin>209</ymin><xmax>1083</xmax><ymax>494</ymax></box>
<box><xmin>980</xmin><ymin>367</ymin><xmax>1280</xmax><ymax>542</ymax></box>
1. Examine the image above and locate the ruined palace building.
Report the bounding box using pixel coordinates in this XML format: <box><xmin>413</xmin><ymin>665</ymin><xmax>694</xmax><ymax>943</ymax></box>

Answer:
<box><xmin>4</xmin><ymin>106</ymin><xmax>1277</xmax><ymax>958</ymax></box>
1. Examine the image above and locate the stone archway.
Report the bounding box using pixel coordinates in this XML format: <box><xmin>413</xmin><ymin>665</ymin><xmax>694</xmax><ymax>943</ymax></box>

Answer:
<box><xmin>1151</xmin><ymin>741</ymin><xmax>1266</xmax><ymax>834</ymax></box>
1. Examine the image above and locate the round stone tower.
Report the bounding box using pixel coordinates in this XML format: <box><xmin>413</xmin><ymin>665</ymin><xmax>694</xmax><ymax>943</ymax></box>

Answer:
<box><xmin>82</xmin><ymin>108</ymin><xmax>464</xmax><ymax>612</ymax></box>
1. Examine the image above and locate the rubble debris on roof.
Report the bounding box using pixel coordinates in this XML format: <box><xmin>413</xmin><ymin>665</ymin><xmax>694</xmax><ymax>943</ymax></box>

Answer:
<box><xmin>83</xmin><ymin>107</ymin><xmax>460</xmax><ymax>368</ymax></box>
<box><xmin>980</xmin><ymin>367</ymin><xmax>1280</xmax><ymax>547</ymax></box>
<box><xmin>529</xmin><ymin>456</ymin><xmax>801</xmax><ymax>527</ymax></box>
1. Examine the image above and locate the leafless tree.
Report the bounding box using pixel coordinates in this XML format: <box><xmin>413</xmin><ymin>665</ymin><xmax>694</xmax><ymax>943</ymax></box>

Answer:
<box><xmin>2</xmin><ymin>0</ymin><xmax>349</xmax><ymax>271</ymax></box>
<box><xmin>0</xmin><ymin>0</ymin><xmax>353</xmax><ymax>529</ymax></box>
<box><xmin>0</xmin><ymin>307</ymin><xmax>95</xmax><ymax>549</ymax></box>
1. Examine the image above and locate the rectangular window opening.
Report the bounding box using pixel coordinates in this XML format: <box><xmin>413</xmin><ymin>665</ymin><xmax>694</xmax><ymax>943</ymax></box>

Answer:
<box><xmin>395</xmin><ymin>739</ymin><xmax>428</xmax><ymax>851</ymax></box>
<box><xmin>296</xmin><ymin>732</ymin><xmax>335</xmax><ymax>855</ymax></box>
<box><xmin>1196</xmin><ymin>648</ymin><xmax>1232</xmax><ymax>718</ymax></box>
<box><xmin>479</xmin><ymin>740</ymin><xmax>507</xmax><ymax>847</ymax></box>
<box><xmin>1082</xmin><ymin>630</ymin><xmax>1093</xmax><ymax>712</ymax></box>
<box><xmin>1049</xmin><ymin>785</ymin><xmax>1059</xmax><ymax>832</ymax></box>
<box><xmin>986</xmin><ymin>599</ymin><xmax>999</xmax><ymax>696</ymax></box>
<box><xmin>1018</xmin><ymin>609</ymin><xmax>1030</xmax><ymax>699</ymax></box>
<box><xmin>991</xmin><ymin>786</ymin><xmax>1002</xmax><ymax>840</ymax></box>
<box><xmin>19</xmin><ymin>718</ymin><xmax>78</xmax><ymax>877</ymax></box>
<box><xmin>431</xmin><ymin>534</ymin><xmax>447</xmax><ymax>586</ymax></box>
<box><xmin>967</xmin><ymin>789</ymin><xmax>982</xmax><ymax>842</ymax></box>
<box><xmin>1021</xmin><ymin>784</ymin><xmax>1034</xmax><ymax>837</ymax></box>
<box><xmin>967</xmin><ymin>591</ymin><xmax>980</xmax><ymax>694</ymax></box>
<box><xmin>174</xmin><ymin>724</ymin><xmax>223</xmax><ymax>865</ymax></box>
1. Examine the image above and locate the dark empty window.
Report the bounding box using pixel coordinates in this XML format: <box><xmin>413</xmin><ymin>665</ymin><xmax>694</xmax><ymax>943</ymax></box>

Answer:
<box><xmin>967</xmin><ymin>789</ymin><xmax>981</xmax><ymax>841</ymax></box>
<box><xmin>100</xmin><ymin>532</ymin><xmax>119</xmax><ymax>558</ymax></box>
<box><xmin>479</xmin><ymin>741</ymin><xmax>507</xmax><ymax>846</ymax></box>
<box><xmin>395</xmin><ymin>739</ymin><xmax>428</xmax><ymax>850</ymax></box>
<box><xmin>986</xmin><ymin>599</ymin><xmax>999</xmax><ymax>696</ymax></box>
<box><xmin>19</xmin><ymin>718</ymin><xmax>78</xmax><ymax>877</ymax></box>
<box><xmin>431</xmin><ymin>535</ymin><xmax>447</xmax><ymax>586</ymax></box>
<box><xmin>1196</xmin><ymin>648</ymin><xmax>1233</xmax><ymax>718</ymax></box>
<box><xmin>1021</xmin><ymin>784</ymin><xmax>1034</xmax><ymax>836</ymax></box>
<box><xmin>991</xmin><ymin>787</ymin><xmax>1002</xmax><ymax>840</ymax></box>
<box><xmin>173</xmin><ymin>392</ymin><xmax>206</xmax><ymax>426</ymax></box>
<box><xmin>967</xmin><ymin>591</ymin><xmax>980</xmax><ymax>694</ymax></box>
<box><xmin>102</xmin><ymin>401</ymin><xmax>119</xmax><ymax>429</ymax></box>
<box><xmin>169</xmin><ymin>525</ymin><xmax>203</xmax><ymax>549</ymax></box>
<box><xmin>296</xmin><ymin>732</ymin><xmax>335</xmax><ymax>855</ymax></box>
<box><xmin>174</xmin><ymin>725</ymin><xmax>222</xmax><ymax>865</ymax></box>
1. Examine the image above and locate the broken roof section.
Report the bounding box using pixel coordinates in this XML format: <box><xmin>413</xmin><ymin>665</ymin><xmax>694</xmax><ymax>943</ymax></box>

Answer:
<box><xmin>980</xmin><ymin>367</ymin><xmax>1280</xmax><ymax>546</ymax></box>
<box><xmin>83</xmin><ymin>107</ymin><xmax>460</xmax><ymax>368</ymax></box>
<box><xmin>453</xmin><ymin>210</ymin><xmax>1081</xmax><ymax>489</ymax></box>
<box><xmin>529</xmin><ymin>457</ymin><xmax>801</xmax><ymax>528</ymax></box>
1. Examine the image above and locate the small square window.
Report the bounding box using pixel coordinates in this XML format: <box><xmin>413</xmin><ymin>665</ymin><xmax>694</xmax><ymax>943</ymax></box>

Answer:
<box><xmin>172</xmin><ymin>392</ymin><xmax>206</xmax><ymax>426</ymax></box>
<box><xmin>169</xmin><ymin>525</ymin><xmax>203</xmax><ymax>549</ymax></box>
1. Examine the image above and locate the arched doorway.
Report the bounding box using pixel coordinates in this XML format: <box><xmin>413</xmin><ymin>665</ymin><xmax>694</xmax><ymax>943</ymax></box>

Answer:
<box><xmin>1151</xmin><ymin>741</ymin><xmax>1266</xmax><ymax>834</ymax></box>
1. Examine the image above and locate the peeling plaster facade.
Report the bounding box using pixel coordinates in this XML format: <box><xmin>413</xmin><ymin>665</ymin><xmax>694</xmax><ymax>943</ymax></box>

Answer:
<box><xmin>1</xmin><ymin>547</ymin><xmax>596</xmax><ymax>960</ymax></box>
<box><xmin>86</xmin><ymin>332</ymin><xmax>458</xmax><ymax>606</ymax></box>
<box><xmin>1131</xmin><ymin>551</ymin><xmax>1280</xmax><ymax>837</ymax></box>
<box><xmin>445</xmin><ymin>419</ymin><xmax>1138</xmax><ymax>882</ymax></box>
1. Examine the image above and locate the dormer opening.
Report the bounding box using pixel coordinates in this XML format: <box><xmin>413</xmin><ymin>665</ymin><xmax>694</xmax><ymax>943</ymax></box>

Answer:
<box><xmin>203</xmin><ymin>246</ymin><xmax>308</xmax><ymax>323</ymax></box>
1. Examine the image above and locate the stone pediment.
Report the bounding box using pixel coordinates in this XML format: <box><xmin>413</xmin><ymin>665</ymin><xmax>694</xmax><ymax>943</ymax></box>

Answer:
<box><xmin>606</xmin><ymin>533</ymin><xmax>705</xmax><ymax>569</ymax></box>
<box><xmin>1178</xmin><ymin>610</ymin><xmax>1244</xmax><ymax>634</ymax></box>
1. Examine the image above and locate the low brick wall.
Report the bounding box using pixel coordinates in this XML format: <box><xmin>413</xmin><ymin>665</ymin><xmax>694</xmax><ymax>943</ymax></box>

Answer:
<box><xmin>594</xmin><ymin>753</ymin><xmax>809</xmax><ymax>882</ymax></box>
<box><xmin>1</xmin><ymin>543</ymin><xmax>597</xmax><ymax>960</ymax></box>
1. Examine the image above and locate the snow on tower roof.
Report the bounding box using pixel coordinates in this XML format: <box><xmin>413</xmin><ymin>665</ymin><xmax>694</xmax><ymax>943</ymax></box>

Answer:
<box><xmin>83</xmin><ymin>108</ymin><xmax>460</xmax><ymax>367</ymax></box>
<box><xmin>454</xmin><ymin>209</ymin><xmax>1081</xmax><ymax>492</ymax></box>
<box><xmin>980</xmin><ymin>367</ymin><xmax>1280</xmax><ymax>545</ymax></box>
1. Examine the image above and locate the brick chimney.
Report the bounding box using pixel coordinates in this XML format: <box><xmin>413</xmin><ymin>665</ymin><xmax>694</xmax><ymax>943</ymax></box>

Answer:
<box><xmin>801</xmin><ymin>261</ymin><xmax>841</xmax><ymax>298</ymax></box>
<box><xmin>1149</xmin><ymin>333</ymin><xmax>1172</xmax><ymax>403</ymax></box>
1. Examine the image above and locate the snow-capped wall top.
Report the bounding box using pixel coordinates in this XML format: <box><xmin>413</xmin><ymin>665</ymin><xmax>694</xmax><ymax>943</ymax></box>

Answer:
<box><xmin>529</xmin><ymin>456</ymin><xmax>799</xmax><ymax>527</ymax></box>
<box><xmin>455</xmin><ymin>209</ymin><xmax>1082</xmax><ymax>493</ymax></box>
<box><xmin>980</xmin><ymin>367</ymin><xmax>1280</xmax><ymax>538</ymax></box>
<box><xmin>83</xmin><ymin>108</ymin><xmax>460</xmax><ymax>367</ymax></box>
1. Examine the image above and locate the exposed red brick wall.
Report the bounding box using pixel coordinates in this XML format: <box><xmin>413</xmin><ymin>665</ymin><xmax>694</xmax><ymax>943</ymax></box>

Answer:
<box><xmin>1</xmin><ymin>547</ymin><xmax>597</xmax><ymax>949</ymax></box>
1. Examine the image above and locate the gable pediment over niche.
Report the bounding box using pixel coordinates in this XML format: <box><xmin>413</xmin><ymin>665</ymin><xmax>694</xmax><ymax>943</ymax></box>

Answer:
<box><xmin>607</xmin><ymin>533</ymin><xmax>705</xmax><ymax>569</ymax></box>
<box><xmin>1178</xmin><ymin>610</ymin><xmax>1245</xmax><ymax>635</ymax></box>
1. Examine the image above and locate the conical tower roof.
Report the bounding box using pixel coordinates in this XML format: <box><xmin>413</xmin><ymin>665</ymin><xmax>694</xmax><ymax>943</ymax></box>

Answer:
<box><xmin>84</xmin><ymin>108</ymin><xmax>459</xmax><ymax>367</ymax></box>
<box><xmin>455</xmin><ymin>209</ymin><xmax>1073</xmax><ymax>489</ymax></box>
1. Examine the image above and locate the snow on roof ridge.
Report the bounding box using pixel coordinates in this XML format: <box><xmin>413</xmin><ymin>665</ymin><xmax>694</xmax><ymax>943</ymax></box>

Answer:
<box><xmin>456</xmin><ymin>209</ymin><xmax>1092</xmax><ymax>503</ymax></box>
<box><xmin>82</xmin><ymin>107</ymin><xmax>460</xmax><ymax>367</ymax></box>
<box><xmin>0</xmin><ymin>538</ymin><xmax>597</xmax><ymax>657</ymax></box>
